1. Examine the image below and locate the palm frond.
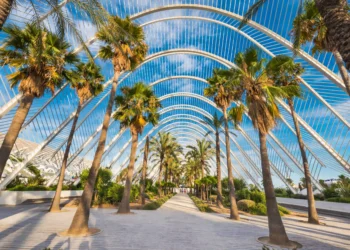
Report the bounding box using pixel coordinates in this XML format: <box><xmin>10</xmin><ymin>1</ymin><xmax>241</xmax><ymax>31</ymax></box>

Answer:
<box><xmin>238</xmin><ymin>0</ymin><xmax>267</xmax><ymax>30</ymax></box>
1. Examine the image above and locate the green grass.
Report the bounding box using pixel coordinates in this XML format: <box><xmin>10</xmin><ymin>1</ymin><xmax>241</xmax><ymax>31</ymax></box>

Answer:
<box><xmin>143</xmin><ymin>194</ymin><xmax>174</xmax><ymax>210</ymax></box>
<box><xmin>189</xmin><ymin>195</ymin><xmax>215</xmax><ymax>213</ymax></box>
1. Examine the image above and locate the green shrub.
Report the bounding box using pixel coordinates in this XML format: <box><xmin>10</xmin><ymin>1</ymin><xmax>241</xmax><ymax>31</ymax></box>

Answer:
<box><xmin>106</xmin><ymin>183</ymin><xmax>124</xmax><ymax>204</ymax></box>
<box><xmin>189</xmin><ymin>195</ymin><xmax>214</xmax><ymax>213</ymax></box>
<box><xmin>314</xmin><ymin>193</ymin><xmax>324</xmax><ymax>201</ymax></box>
<box><xmin>322</xmin><ymin>186</ymin><xmax>340</xmax><ymax>199</ymax></box>
<box><xmin>278</xmin><ymin>205</ymin><xmax>291</xmax><ymax>215</ymax></box>
<box><xmin>8</xmin><ymin>185</ymin><xmax>49</xmax><ymax>191</ymax></box>
<box><xmin>237</xmin><ymin>199</ymin><xmax>256</xmax><ymax>212</ymax></box>
<box><xmin>250</xmin><ymin>190</ymin><xmax>266</xmax><ymax>204</ymax></box>
<box><xmin>326</xmin><ymin>197</ymin><xmax>350</xmax><ymax>203</ymax></box>
<box><xmin>274</xmin><ymin>188</ymin><xmax>288</xmax><ymax>197</ymax></box>
<box><xmin>130</xmin><ymin>185</ymin><xmax>140</xmax><ymax>203</ymax></box>
<box><xmin>27</xmin><ymin>165</ymin><xmax>45</xmax><ymax>186</ymax></box>
<box><xmin>143</xmin><ymin>194</ymin><xmax>174</xmax><ymax>210</ymax></box>
<box><xmin>236</xmin><ymin>188</ymin><xmax>251</xmax><ymax>201</ymax></box>
<box><xmin>250</xmin><ymin>203</ymin><xmax>267</xmax><ymax>215</ymax></box>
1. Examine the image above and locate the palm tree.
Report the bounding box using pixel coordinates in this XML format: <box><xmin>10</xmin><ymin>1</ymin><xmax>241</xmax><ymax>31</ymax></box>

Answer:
<box><xmin>140</xmin><ymin>136</ymin><xmax>150</xmax><ymax>205</ymax></box>
<box><xmin>204</xmin><ymin>68</ymin><xmax>240</xmax><ymax>220</ymax></box>
<box><xmin>49</xmin><ymin>62</ymin><xmax>104</xmax><ymax>213</ymax></box>
<box><xmin>163</xmin><ymin>140</ymin><xmax>183</xmax><ymax>194</ymax></box>
<box><xmin>314</xmin><ymin>0</ymin><xmax>350</xmax><ymax>70</ymax></box>
<box><xmin>116</xmin><ymin>167</ymin><xmax>128</xmax><ymax>184</ymax></box>
<box><xmin>186</xmin><ymin>139</ymin><xmax>215</xmax><ymax>200</ymax></box>
<box><xmin>66</xmin><ymin>16</ymin><xmax>147</xmax><ymax>235</ymax></box>
<box><xmin>266</xmin><ymin>55</ymin><xmax>320</xmax><ymax>224</ymax></box>
<box><xmin>228</xmin><ymin>47</ymin><xmax>301</xmax><ymax>247</ymax></box>
<box><xmin>114</xmin><ymin>82</ymin><xmax>160</xmax><ymax>214</ymax></box>
<box><xmin>183</xmin><ymin>159</ymin><xmax>199</xmax><ymax>194</ymax></box>
<box><xmin>0</xmin><ymin>0</ymin><xmax>107</xmax><ymax>56</ymax></box>
<box><xmin>0</xmin><ymin>23</ymin><xmax>78</xmax><ymax>180</ymax></box>
<box><xmin>150</xmin><ymin>132</ymin><xmax>176</xmax><ymax>197</ymax></box>
<box><xmin>292</xmin><ymin>0</ymin><xmax>350</xmax><ymax>95</ymax></box>
<box><xmin>202</xmin><ymin>113</ymin><xmax>225</xmax><ymax>208</ymax></box>
<box><xmin>239</xmin><ymin>0</ymin><xmax>350</xmax><ymax>70</ymax></box>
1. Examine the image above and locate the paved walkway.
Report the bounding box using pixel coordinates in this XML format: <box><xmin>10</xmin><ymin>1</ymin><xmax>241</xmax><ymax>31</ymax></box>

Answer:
<box><xmin>0</xmin><ymin>194</ymin><xmax>349</xmax><ymax>249</ymax></box>
<box><xmin>277</xmin><ymin>197</ymin><xmax>350</xmax><ymax>217</ymax></box>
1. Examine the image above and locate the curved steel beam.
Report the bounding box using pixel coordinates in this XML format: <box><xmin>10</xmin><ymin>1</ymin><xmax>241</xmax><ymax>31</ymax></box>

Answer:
<box><xmin>104</xmin><ymin>109</ymin><xmax>266</xmax><ymax>190</ymax></box>
<box><xmin>143</xmin><ymin>51</ymin><xmax>349</xmax><ymax>172</ymax></box>
<box><xmin>130</xmin><ymin>4</ymin><xmax>347</xmax><ymax>93</ymax></box>
<box><xmin>140</xmin><ymin>16</ymin><xmax>349</xmax><ymax>130</ymax></box>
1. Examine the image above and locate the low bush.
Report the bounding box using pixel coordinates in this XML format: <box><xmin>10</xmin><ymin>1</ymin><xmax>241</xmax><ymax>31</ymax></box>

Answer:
<box><xmin>278</xmin><ymin>205</ymin><xmax>291</xmax><ymax>215</ymax></box>
<box><xmin>190</xmin><ymin>195</ymin><xmax>214</xmax><ymax>212</ymax></box>
<box><xmin>130</xmin><ymin>185</ymin><xmax>140</xmax><ymax>203</ymax></box>
<box><xmin>236</xmin><ymin>188</ymin><xmax>251</xmax><ymax>201</ymax></box>
<box><xmin>274</xmin><ymin>188</ymin><xmax>288</xmax><ymax>197</ymax></box>
<box><xmin>326</xmin><ymin>197</ymin><xmax>350</xmax><ymax>203</ymax></box>
<box><xmin>106</xmin><ymin>183</ymin><xmax>124</xmax><ymax>205</ymax></box>
<box><xmin>143</xmin><ymin>194</ymin><xmax>174</xmax><ymax>210</ymax></box>
<box><xmin>7</xmin><ymin>184</ymin><xmax>48</xmax><ymax>191</ymax></box>
<box><xmin>237</xmin><ymin>199</ymin><xmax>256</xmax><ymax>212</ymax></box>
<box><xmin>250</xmin><ymin>190</ymin><xmax>266</xmax><ymax>204</ymax></box>
<box><xmin>250</xmin><ymin>203</ymin><xmax>267</xmax><ymax>215</ymax></box>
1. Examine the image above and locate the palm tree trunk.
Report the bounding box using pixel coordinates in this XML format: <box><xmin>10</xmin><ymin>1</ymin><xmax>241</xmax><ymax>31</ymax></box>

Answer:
<box><xmin>49</xmin><ymin>101</ymin><xmax>83</xmax><ymax>212</ymax></box>
<box><xmin>315</xmin><ymin>0</ymin><xmax>350</xmax><ymax>70</ymax></box>
<box><xmin>118</xmin><ymin>129</ymin><xmax>138</xmax><ymax>214</ymax></box>
<box><xmin>288</xmin><ymin>99</ymin><xmax>319</xmax><ymax>224</ymax></box>
<box><xmin>332</xmin><ymin>50</ymin><xmax>350</xmax><ymax>95</ymax></box>
<box><xmin>157</xmin><ymin>159</ymin><xmax>163</xmax><ymax>197</ymax></box>
<box><xmin>0</xmin><ymin>94</ymin><xmax>34</xmax><ymax>179</ymax></box>
<box><xmin>164</xmin><ymin>163</ymin><xmax>168</xmax><ymax>195</ymax></box>
<box><xmin>258</xmin><ymin>131</ymin><xmax>290</xmax><ymax>245</ymax></box>
<box><xmin>67</xmin><ymin>72</ymin><xmax>119</xmax><ymax>235</ymax></box>
<box><xmin>140</xmin><ymin>136</ymin><xmax>149</xmax><ymax>205</ymax></box>
<box><xmin>223</xmin><ymin>108</ymin><xmax>240</xmax><ymax>220</ymax></box>
<box><xmin>201</xmin><ymin>161</ymin><xmax>205</xmax><ymax>200</ymax></box>
<box><xmin>0</xmin><ymin>0</ymin><xmax>13</xmax><ymax>30</ymax></box>
<box><xmin>215</xmin><ymin>130</ymin><xmax>224</xmax><ymax>208</ymax></box>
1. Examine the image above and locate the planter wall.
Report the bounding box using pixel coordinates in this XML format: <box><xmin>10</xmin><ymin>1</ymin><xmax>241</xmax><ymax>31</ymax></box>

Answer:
<box><xmin>0</xmin><ymin>190</ymin><xmax>83</xmax><ymax>205</ymax></box>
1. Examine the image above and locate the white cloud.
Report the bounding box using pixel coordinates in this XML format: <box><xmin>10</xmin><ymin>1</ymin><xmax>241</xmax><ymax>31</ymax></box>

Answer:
<box><xmin>167</xmin><ymin>54</ymin><xmax>198</xmax><ymax>73</ymax></box>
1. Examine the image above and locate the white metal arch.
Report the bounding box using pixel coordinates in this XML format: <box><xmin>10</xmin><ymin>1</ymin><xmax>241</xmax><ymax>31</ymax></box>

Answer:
<box><xmin>130</xmin><ymin>4</ymin><xmax>347</xmax><ymax>93</ymax></box>
<box><xmin>1</xmin><ymin>47</ymin><xmax>345</xmax><ymax>189</ymax></box>
<box><xmin>104</xmin><ymin>107</ymin><xmax>284</xmax><ymax>191</ymax></box>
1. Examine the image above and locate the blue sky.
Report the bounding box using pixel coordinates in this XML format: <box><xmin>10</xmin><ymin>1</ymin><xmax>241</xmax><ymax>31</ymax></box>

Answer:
<box><xmin>0</xmin><ymin>0</ymin><xmax>349</xmax><ymax>188</ymax></box>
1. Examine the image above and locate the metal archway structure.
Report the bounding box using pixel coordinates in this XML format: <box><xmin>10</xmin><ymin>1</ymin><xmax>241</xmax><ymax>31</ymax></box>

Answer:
<box><xmin>1</xmin><ymin>0</ymin><xmax>349</xmax><ymax>191</ymax></box>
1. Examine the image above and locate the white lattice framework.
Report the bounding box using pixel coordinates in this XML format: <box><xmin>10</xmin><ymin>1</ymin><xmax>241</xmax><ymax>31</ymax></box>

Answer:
<box><xmin>0</xmin><ymin>0</ymin><xmax>349</xmax><ymax>190</ymax></box>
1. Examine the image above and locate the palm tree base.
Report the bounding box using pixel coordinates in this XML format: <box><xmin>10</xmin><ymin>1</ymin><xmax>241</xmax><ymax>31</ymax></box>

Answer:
<box><xmin>258</xmin><ymin>237</ymin><xmax>302</xmax><ymax>249</ymax></box>
<box><xmin>58</xmin><ymin>228</ymin><xmax>101</xmax><ymax>237</ymax></box>
<box><xmin>307</xmin><ymin>218</ymin><xmax>321</xmax><ymax>225</ymax></box>
<box><xmin>226</xmin><ymin>216</ymin><xmax>240</xmax><ymax>221</ymax></box>
<box><xmin>48</xmin><ymin>208</ymin><xmax>69</xmax><ymax>213</ymax></box>
<box><xmin>116</xmin><ymin>211</ymin><xmax>135</xmax><ymax>215</ymax></box>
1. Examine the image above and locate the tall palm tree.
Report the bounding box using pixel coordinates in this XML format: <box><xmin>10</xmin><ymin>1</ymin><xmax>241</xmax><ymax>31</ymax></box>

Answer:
<box><xmin>239</xmin><ymin>0</ymin><xmax>350</xmax><ymax>70</ymax></box>
<box><xmin>0</xmin><ymin>0</ymin><xmax>107</xmax><ymax>54</ymax></box>
<box><xmin>183</xmin><ymin>159</ymin><xmax>199</xmax><ymax>194</ymax></box>
<box><xmin>292</xmin><ymin>0</ymin><xmax>350</xmax><ymax>95</ymax></box>
<box><xmin>314</xmin><ymin>0</ymin><xmax>350</xmax><ymax>70</ymax></box>
<box><xmin>164</xmin><ymin>140</ymin><xmax>183</xmax><ymax>188</ymax></box>
<box><xmin>266</xmin><ymin>55</ymin><xmax>320</xmax><ymax>224</ymax></box>
<box><xmin>202</xmin><ymin>113</ymin><xmax>225</xmax><ymax>208</ymax></box>
<box><xmin>204</xmin><ymin>68</ymin><xmax>240</xmax><ymax>220</ymax></box>
<box><xmin>114</xmin><ymin>82</ymin><xmax>160</xmax><ymax>214</ymax></box>
<box><xmin>49</xmin><ymin>62</ymin><xmax>104</xmax><ymax>213</ymax></box>
<box><xmin>140</xmin><ymin>136</ymin><xmax>149</xmax><ymax>205</ymax></box>
<box><xmin>150</xmin><ymin>132</ymin><xmax>177</xmax><ymax>197</ymax></box>
<box><xmin>66</xmin><ymin>16</ymin><xmax>147</xmax><ymax>235</ymax></box>
<box><xmin>186</xmin><ymin>139</ymin><xmax>215</xmax><ymax>200</ymax></box>
<box><xmin>0</xmin><ymin>23</ymin><xmax>78</xmax><ymax>180</ymax></box>
<box><xmin>228</xmin><ymin>47</ymin><xmax>301</xmax><ymax>247</ymax></box>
